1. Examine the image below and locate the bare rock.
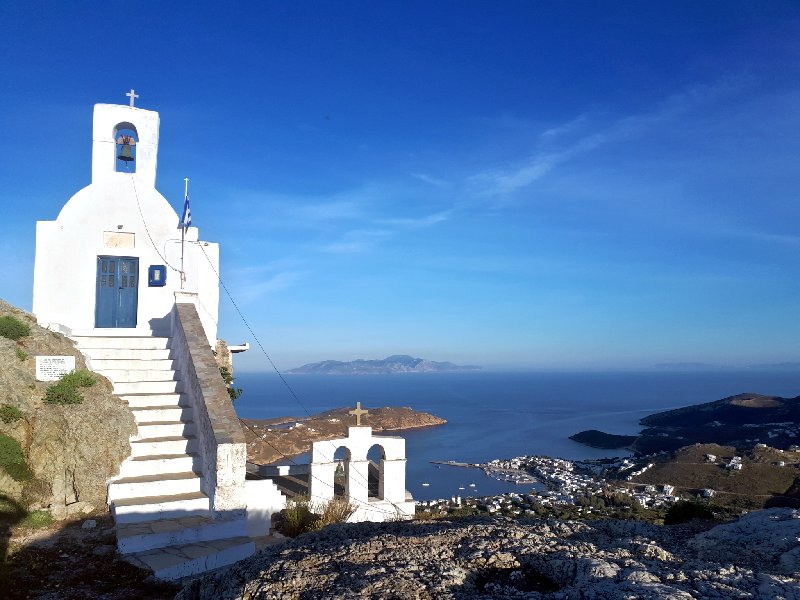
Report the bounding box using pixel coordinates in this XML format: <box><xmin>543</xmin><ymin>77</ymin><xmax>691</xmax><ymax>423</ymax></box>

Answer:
<box><xmin>688</xmin><ymin>508</ymin><xmax>800</xmax><ymax>575</ymax></box>
<box><xmin>177</xmin><ymin>511</ymin><xmax>800</xmax><ymax>599</ymax></box>
<box><xmin>0</xmin><ymin>299</ymin><xmax>136</xmax><ymax>516</ymax></box>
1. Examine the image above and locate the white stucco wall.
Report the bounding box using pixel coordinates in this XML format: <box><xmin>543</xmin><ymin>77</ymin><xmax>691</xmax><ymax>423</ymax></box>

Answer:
<box><xmin>309</xmin><ymin>426</ymin><xmax>413</xmax><ymax>522</ymax></box>
<box><xmin>33</xmin><ymin>103</ymin><xmax>219</xmax><ymax>345</ymax></box>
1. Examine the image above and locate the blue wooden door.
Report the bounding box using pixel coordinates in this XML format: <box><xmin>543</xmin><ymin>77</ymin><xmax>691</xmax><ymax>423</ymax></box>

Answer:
<box><xmin>95</xmin><ymin>256</ymin><xmax>138</xmax><ymax>328</ymax></box>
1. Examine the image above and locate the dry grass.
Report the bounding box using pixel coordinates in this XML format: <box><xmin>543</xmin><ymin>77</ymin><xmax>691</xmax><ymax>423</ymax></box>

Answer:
<box><xmin>279</xmin><ymin>495</ymin><xmax>356</xmax><ymax>537</ymax></box>
<box><xmin>631</xmin><ymin>444</ymin><xmax>800</xmax><ymax>509</ymax></box>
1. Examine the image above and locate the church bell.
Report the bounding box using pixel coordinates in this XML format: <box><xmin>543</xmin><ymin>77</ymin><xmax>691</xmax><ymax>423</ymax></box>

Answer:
<box><xmin>116</xmin><ymin>135</ymin><xmax>136</xmax><ymax>163</ymax></box>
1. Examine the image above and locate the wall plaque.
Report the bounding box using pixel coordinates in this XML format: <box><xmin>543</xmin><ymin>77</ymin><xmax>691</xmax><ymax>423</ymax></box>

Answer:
<box><xmin>103</xmin><ymin>231</ymin><xmax>135</xmax><ymax>249</ymax></box>
<box><xmin>35</xmin><ymin>356</ymin><xmax>76</xmax><ymax>381</ymax></box>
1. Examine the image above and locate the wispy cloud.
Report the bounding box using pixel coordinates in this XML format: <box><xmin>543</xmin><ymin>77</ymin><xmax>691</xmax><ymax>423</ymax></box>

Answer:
<box><xmin>410</xmin><ymin>173</ymin><xmax>451</xmax><ymax>188</ymax></box>
<box><xmin>470</xmin><ymin>75</ymin><xmax>753</xmax><ymax>197</ymax></box>
<box><xmin>539</xmin><ymin>113</ymin><xmax>589</xmax><ymax>140</ymax></box>
<box><xmin>321</xmin><ymin>228</ymin><xmax>392</xmax><ymax>254</ymax></box>
<box><xmin>378</xmin><ymin>210</ymin><xmax>451</xmax><ymax>228</ymax></box>
<box><xmin>318</xmin><ymin>209</ymin><xmax>452</xmax><ymax>254</ymax></box>
<box><xmin>234</xmin><ymin>271</ymin><xmax>304</xmax><ymax>302</ymax></box>
<box><xmin>288</xmin><ymin>200</ymin><xmax>363</xmax><ymax>221</ymax></box>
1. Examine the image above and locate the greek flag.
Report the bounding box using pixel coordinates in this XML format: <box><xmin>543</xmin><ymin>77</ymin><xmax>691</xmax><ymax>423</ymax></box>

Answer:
<box><xmin>180</xmin><ymin>192</ymin><xmax>192</xmax><ymax>229</ymax></box>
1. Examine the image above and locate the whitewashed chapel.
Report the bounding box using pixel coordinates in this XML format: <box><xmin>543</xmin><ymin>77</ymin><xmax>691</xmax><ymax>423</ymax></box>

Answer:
<box><xmin>31</xmin><ymin>94</ymin><xmax>413</xmax><ymax>580</ymax></box>
<box><xmin>33</xmin><ymin>94</ymin><xmax>219</xmax><ymax>340</ymax></box>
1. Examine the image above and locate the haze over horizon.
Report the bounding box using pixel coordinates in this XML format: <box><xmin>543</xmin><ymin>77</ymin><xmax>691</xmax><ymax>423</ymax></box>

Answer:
<box><xmin>2</xmin><ymin>2</ymin><xmax>800</xmax><ymax>372</ymax></box>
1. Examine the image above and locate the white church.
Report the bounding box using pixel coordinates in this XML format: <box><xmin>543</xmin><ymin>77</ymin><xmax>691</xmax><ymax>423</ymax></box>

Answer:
<box><xmin>32</xmin><ymin>93</ymin><xmax>413</xmax><ymax>580</ymax></box>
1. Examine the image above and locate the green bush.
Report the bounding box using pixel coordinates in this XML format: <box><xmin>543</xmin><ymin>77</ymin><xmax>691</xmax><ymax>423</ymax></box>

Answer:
<box><xmin>15</xmin><ymin>347</ymin><xmax>27</xmax><ymax>361</ymax></box>
<box><xmin>0</xmin><ymin>434</ymin><xmax>33</xmax><ymax>482</ymax></box>
<box><xmin>664</xmin><ymin>500</ymin><xmax>715</xmax><ymax>525</ymax></box>
<box><xmin>60</xmin><ymin>369</ymin><xmax>96</xmax><ymax>388</ymax></box>
<box><xmin>0</xmin><ymin>406</ymin><xmax>23</xmax><ymax>424</ymax></box>
<box><xmin>44</xmin><ymin>381</ymin><xmax>83</xmax><ymax>405</ymax></box>
<box><xmin>219</xmin><ymin>366</ymin><xmax>242</xmax><ymax>402</ymax></box>
<box><xmin>43</xmin><ymin>369</ymin><xmax>96</xmax><ymax>405</ymax></box>
<box><xmin>0</xmin><ymin>316</ymin><xmax>31</xmax><ymax>341</ymax></box>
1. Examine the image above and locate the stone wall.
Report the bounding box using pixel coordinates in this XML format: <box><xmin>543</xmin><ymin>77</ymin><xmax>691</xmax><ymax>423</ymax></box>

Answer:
<box><xmin>170</xmin><ymin>299</ymin><xmax>246</xmax><ymax>517</ymax></box>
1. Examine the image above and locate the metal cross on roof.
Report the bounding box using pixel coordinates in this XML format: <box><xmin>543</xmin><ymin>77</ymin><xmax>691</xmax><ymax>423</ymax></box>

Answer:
<box><xmin>126</xmin><ymin>89</ymin><xmax>139</xmax><ymax>107</ymax></box>
<box><xmin>349</xmin><ymin>402</ymin><xmax>368</xmax><ymax>426</ymax></box>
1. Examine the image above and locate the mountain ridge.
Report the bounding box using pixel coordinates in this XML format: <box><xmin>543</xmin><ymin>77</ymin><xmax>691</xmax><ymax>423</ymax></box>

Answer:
<box><xmin>287</xmin><ymin>354</ymin><xmax>481</xmax><ymax>375</ymax></box>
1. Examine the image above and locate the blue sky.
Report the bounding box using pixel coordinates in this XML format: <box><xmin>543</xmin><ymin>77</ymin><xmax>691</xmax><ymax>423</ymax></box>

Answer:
<box><xmin>2</xmin><ymin>2</ymin><xmax>800</xmax><ymax>371</ymax></box>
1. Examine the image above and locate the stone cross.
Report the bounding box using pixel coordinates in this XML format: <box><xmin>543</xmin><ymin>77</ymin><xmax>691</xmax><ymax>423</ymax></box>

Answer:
<box><xmin>126</xmin><ymin>89</ymin><xmax>139</xmax><ymax>107</ymax></box>
<box><xmin>349</xmin><ymin>402</ymin><xmax>368</xmax><ymax>426</ymax></box>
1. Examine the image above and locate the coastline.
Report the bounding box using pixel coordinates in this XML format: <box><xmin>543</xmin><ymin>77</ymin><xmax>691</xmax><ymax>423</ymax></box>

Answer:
<box><xmin>240</xmin><ymin>406</ymin><xmax>447</xmax><ymax>465</ymax></box>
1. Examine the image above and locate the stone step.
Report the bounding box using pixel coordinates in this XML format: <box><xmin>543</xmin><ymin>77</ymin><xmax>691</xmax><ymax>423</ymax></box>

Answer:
<box><xmin>125</xmin><ymin>536</ymin><xmax>255</xmax><ymax>581</ymax></box>
<box><xmin>130</xmin><ymin>405</ymin><xmax>193</xmax><ymax>423</ymax></box>
<box><xmin>72</xmin><ymin>336</ymin><xmax>171</xmax><ymax>350</ymax></box>
<box><xmin>120</xmin><ymin>453</ymin><xmax>202</xmax><ymax>478</ymax></box>
<box><xmin>112</xmin><ymin>491</ymin><xmax>211</xmax><ymax>524</ymax></box>
<box><xmin>130</xmin><ymin>436</ymin><xmax>199</xmax><ymax>458</ymax></box>
<box><xmin>90</xmin><ymin>358</ymin><xmax>177</xmax><ymax>371</ymax></box>
<box><xmin>133</xmin><ymin>421</ymin><xmax>196</xmax><ymax>441</ymax></box>
<box><xmin>109</xmin><ymin>472</ymin><xmax>202</xmax><ymax>502</ymax></box>
<box><xmin>83</xmin><ymin>348</ymin><xmax>172</xmax><ymax>360</ymax></box>
<box><xmin>116</xmin><ymin>515</ymin><xmax>249</xmax><ymax>554</ymax></box>
<box><xmin>122</xmin><ymin>393</ymin><xmax>189</xmax><ymax>408</ymax></box>
<box><xmin>114</xmin><ymin>380</ymin><xmax>183</xmax><ymax>395</ymax></box>
<box><xmin>99</xmin><ymin>369</ymin><xmax>179</xmax><ymax>384</ymax></box>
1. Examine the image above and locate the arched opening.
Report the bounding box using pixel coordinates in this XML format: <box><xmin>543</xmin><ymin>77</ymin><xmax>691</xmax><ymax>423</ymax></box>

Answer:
<box><xmin>333</xmin><ymin>446</ymin><xmax>350</xmax><ymax>499</ymax></box>
<box><xmin>113</xmin><ymin>122</ymin><xmax>138</xmax><ymax>173</ymax></box>
<box><xmin>367</xmin><ymin>444</ymin><xmax>385</xmax><ymax>499</ymax></box>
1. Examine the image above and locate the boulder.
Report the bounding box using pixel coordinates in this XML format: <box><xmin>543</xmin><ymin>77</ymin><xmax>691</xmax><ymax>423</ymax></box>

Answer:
<box><xmin>0</xmin><ymin>299</ymin><xmax>136</xmax><ymax>517</ymax></box>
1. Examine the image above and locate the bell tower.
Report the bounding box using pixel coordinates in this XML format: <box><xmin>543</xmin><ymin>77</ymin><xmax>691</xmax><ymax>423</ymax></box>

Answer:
<box><xmin>91</xmin><ymin>90</ymin><xmax>160</xmax><ymax>188</ymax></box>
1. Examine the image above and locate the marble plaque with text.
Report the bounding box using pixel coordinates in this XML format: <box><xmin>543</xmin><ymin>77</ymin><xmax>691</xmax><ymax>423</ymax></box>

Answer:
<box><xmin>35</xmin><ymin>356</ymin><xmax>76</xmax><ymax>381</ymax></box>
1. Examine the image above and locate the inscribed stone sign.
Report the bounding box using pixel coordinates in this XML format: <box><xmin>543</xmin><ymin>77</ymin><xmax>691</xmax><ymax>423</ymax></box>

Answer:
<box><xmin>36</xmin><ymin>356</ymin><xmax>76</xmax><ymax>381</ymax></box>
<box><xmin>103</xmin><ymin>231</ymin><xmax>135</xmax><ymax>249</ymax></box>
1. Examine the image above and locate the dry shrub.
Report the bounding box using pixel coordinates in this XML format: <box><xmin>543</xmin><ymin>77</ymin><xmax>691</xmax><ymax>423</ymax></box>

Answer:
<box><xmin>279</xmin><ymin>495</ymin><xmax>356</xmax><ymax>537</ymax></box>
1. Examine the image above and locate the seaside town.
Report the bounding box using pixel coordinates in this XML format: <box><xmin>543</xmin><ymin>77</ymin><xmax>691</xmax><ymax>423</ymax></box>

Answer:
<box><xmin>414</xmin><ymin>445</ymin><xmax>800</xmax><ymax>519</ymax></box>
<box><xmin>417</xmin><ymin>455</ymin><xmax>668</xmax><ymax>517</ymax></box>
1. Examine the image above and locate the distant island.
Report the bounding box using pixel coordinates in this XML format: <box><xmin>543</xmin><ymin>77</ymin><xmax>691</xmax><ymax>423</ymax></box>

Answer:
<box><xmin>571</xmin><ymin>392</ymin><xmax>800</xmax><ymax>454</ymax></box>
<box><xmin>287</xmin><ymin>354</ymin><xmax>481</xmax><ymax>375</ymax></box>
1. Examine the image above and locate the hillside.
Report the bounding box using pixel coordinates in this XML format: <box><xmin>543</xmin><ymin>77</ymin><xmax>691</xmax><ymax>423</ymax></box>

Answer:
<box><xmin>628</xmin><ymin>443</ymin><xmax>800</xmax><ymax>511</ymax></box>
<box><xmin>287</xmin><ymin>355</ymin><xmax>481</xmax><ymax>375</ymax></box>
<box><xmin>571</xmin><ymin>392</ymin><xmax>800</xmax><ymax>455</ymax></box>
<box><xmin>177</xmin><ymin>509</ymin><xmax>800</xmax><ymax>599</ymax></box>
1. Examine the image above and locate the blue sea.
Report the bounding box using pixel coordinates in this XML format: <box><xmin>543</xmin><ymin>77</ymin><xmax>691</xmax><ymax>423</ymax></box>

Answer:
<box><xmin>233</xmin><ymin>371</ymin><xmax>800</xmax><ymax>501</ymax></box>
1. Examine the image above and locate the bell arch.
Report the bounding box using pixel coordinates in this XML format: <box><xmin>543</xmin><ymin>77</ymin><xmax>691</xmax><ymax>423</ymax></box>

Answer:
<box><xmin>113</xmin><ymin>122</ymin><xmax>138</xmax><ymax>173</ymax></box>
<box><xmin>333</xmin><ymin>446</ymin><xmax>351</xmax><ymax>498</ymax></box>
<box><xmin>367</xmin><ymin>444</ymin><xmax>386</xmax><ymax>499</ymax></box>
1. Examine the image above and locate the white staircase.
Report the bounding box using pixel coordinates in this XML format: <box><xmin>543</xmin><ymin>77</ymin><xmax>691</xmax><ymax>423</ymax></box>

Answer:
<box><xmin>71</xmin><ymin>332</ymin><xmax>256</xmax><ymax>580</ymax></box>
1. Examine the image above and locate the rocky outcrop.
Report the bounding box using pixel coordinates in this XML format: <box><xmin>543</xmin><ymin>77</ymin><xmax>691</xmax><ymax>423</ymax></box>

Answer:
<box><xmin>0</xmin><ymin>299</ymin><xmax>136</xmax><ymax>518</ymax></box>
<box><xmin>214</xmin><ymin>339</ymin><xmax>233</xmax><ymax>375</ymax></box>
<box><xmin>178</xmin><ymin>509</ymin><xmax>800</xmax><ymax>599</ymax></box>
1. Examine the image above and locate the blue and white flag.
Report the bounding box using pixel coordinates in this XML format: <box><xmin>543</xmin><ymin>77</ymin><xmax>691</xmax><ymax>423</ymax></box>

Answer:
<box><xmin>180</xmin><ymin>192</ymin><xmax>192</xmax><ymax>229</ymax></box>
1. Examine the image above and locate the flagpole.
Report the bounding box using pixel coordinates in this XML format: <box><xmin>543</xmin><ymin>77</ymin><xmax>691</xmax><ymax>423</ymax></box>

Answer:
<box><xmin>181</xmin><ymin>178</ymin><xmax>188</xmax><ymax>290</ymax></box>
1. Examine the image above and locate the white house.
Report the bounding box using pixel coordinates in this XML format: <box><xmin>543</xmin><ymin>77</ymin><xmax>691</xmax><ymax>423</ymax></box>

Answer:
<box><xmin>33</xmin><ymin>98</ymin><xmax>219</xmax><ymax>344</ymax></box>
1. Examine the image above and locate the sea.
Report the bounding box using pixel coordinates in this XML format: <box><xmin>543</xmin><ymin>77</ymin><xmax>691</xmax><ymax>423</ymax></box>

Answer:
<box><xmin>233</xmin><ymin>370</ymin><xmax>800</xmax><ymax>501</ymax></box>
